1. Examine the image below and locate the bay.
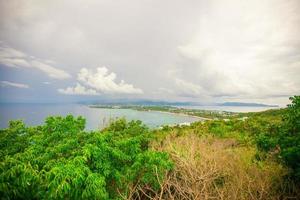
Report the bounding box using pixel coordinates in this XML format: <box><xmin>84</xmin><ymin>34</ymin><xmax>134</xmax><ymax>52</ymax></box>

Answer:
<box><xmin>0</xmin><ymin>103</ymin><xmax>202</xmax><ymax>130</ymax></box>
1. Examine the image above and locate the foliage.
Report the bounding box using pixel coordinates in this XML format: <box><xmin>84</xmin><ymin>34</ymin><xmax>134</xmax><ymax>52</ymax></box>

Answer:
<box><xmin>153</xmin><ymin>134</ymin><xmax>288</xmax><ymax>200</ymax></box>
<box><xmin>149</xmin><ymin>97</ymin><xmax>300</xmax><ymax>197</ymax></box>
<box><xmin>0</xmin><ymin>116</ymin><xmax>173</xmax><ymax>199</ymax></box>
<box><xmin>151</xmin><ymin>96</ymin><xmax>299</xmax><ymax>186</ymax></box>
<box><xmin>1</xmin><ymin>96</ymin><xmax>299</xmax><ymax>199</ymax></box>
<box><xmin>255</xmin><ymin>96</ymin><xmax>300</xmax><ymax>181</ymax></box>
<box><xmin>91</xmin><ymin>104</ymin><xmax>236</xmax><ymax>119</ymax></box>
<box><xmin>0</xmin><ymin>120</ymin><xmax>38</xmax><ymax>161</ymax></box>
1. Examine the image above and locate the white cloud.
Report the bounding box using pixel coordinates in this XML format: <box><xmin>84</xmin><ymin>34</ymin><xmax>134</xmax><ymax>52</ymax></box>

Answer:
<box><xmin>1</xmin><ymin>81</ymin><xmax>29</xmax><ymax>89</ymax></box>
<box><xmin>58</xmin><ymin>83</ymin><xmax>98</xmax><ymax>95</ymax></box>
<box><xmin>79</xmin><ymin>67</ymin><xmax>143</xmax><ymax>94</ymax></box>
<box><xmin>0</xmin><ymin>44</ymin><xmax>71</xmax><ymax>79</ymax></box>
<box><xmin>59</xmin><ymin>67</ymin><xmax>143</xmax><ymax>95</ymax></box>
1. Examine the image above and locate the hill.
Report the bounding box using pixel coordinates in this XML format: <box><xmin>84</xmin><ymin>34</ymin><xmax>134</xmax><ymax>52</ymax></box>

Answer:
<box><xmin>219</xmin><ymin>102</ymin><xmax>278</xmax><ymax>107</ymax></box>
<box><xmin>0</xmin><ymin>96</ymin><xmax>299</xmax><ymax>199</ymax></box>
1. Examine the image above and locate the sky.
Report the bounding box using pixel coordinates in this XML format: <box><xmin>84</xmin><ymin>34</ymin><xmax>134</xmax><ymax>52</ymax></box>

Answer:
<box><xmin>0</xmin><ymin>0</ymin><xmax>299</xmax><ymax>106</ymax></box>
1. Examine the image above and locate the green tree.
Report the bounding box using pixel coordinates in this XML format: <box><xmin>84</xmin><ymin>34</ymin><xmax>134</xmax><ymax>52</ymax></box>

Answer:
<box><xmin>0</xmin><ymin>115</ymin><xmax>173</xmax><ymax>199</ymax></box>
<box><xmin>256</xmin><ymin>96</ymin><xmax>300</xmax><ymax>182</ymax></box>
<box><xmin>280</xmin><ymin>96</ymin><xmax>300</xmax><ymax>181</ymax></box>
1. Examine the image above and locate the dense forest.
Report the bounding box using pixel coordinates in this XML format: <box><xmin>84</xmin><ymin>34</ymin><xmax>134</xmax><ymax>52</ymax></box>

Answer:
<box><xmin>0</xmin><ymin>96</ymin><xmax>299</xmax><ymax>199</ymax></box>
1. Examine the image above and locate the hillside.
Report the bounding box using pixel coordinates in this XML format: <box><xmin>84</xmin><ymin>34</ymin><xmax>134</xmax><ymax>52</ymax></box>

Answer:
<box><xmin>219</xmin><ymin>102</ymin><xmax>278</xmax><ymax>107</ymax></box>
<box><xmin>0</xmin><ymin>96</ymin><xmax>299</xmax><ymax>199</ymax></box>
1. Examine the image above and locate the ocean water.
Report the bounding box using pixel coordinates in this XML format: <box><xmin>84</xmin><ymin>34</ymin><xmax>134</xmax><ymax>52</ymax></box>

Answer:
<box><xmin>0</xmin><ymin>103</ymin><xmax>202</xmax><ymax>130</ymax></box>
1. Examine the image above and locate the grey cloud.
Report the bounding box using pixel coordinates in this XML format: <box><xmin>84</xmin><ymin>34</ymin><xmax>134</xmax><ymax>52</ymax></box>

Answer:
<box><xmin>0</xmin><ymin>0</ymin><xmax>299</xmax><ymax>105</ymax></box>
<box><xmin>1</xmin><ymin>80</ymin><xmax>29</xmax><ymax>89</ymax></box>
<box><xmin>164</xmin><ymin>0</ymin><xmax>300</xmax><ymax>102</ymax></box>
<box><xmin>0</xmin><ymin>43</ymin><xmax>71</xmax><ymax>79</ymax></box>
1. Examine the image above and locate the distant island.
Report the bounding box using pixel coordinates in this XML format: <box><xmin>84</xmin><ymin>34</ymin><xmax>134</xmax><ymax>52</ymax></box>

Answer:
<box><xmin>82</xmin><ymin>99</ymin><xmax>279</xmax><ymax>107</ymax></box>
<box><xmin>81</xmin><ymin>99</ymin><xmax>278</xmax><ymax>107</ymax></box>
<box><xmin>219</xmin><ymin>102</ymin><xmax>278</xmax><ymax>107</ymax></box>
<box><xmin>79</xmin><ymin>99</ymin><xmax>201</xmax><ymax>106</ymax></box>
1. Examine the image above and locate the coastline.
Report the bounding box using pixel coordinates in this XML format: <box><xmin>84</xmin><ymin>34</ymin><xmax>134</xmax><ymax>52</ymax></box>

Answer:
<box><xmin>142</xmin><ymin>109</ymin><xmax>210</xmax><ymax>121</ymax></box>
<box><xmin>89</xmin><ymin>105</ymin><xmax>211</xmax><ymax>121</ymax></box>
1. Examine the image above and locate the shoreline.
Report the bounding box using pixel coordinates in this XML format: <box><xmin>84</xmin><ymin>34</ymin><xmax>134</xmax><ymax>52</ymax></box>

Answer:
<box><xmin>142</xmin><ymin>109</ymin><xmax>211</xmax><ymax>121</ymax></box>
<box><xmin>89</xmin><ymin>105</ymin><xmax>211</xmax><ymax>121</ymax></box>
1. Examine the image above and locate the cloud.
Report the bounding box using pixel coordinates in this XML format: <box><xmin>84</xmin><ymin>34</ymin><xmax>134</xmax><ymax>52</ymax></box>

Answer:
<box><xmin>77</xmin><ymin>67</ymin><xmax>143</xmax><ymax>94</ymax></box>
<box><xmin>167</xmin><ymin>0</ymin><xmax>300</xmax><ymax>100</ymax></box>
<box><xmin>1</xmin><ymin>81</ymin><xmax>29</xmax><ymax>89</ymax></box>
<box><xmin>59</xmin><ymin>67</ymin><xmax>143</xmax><ymax>95</ymax></box>
<box><xmin>173</xmin><ymin>78</ymin><xmax>203</xmax><ymax>97</ymax></box>
<box><xmin>0</xmin><ymin>0</ymin><xmax>299</xmax><ymax>104</ymax></box>
<box><xmin>157</xmin><ymin>79</ymin><xmax>203</xmax><ymax>98</ymax></box>
<box><xmin>160</xmin><ymin>69</ymin><xmax>205</xmax><ymax>98</ymax></box>
<box><xmin>0</xmin><ymin>44</ymin><xmax>71</xmax><ymax>79</ymax></box>
<box><xmin>30</xmin><ymin>60</ymin><xmax>70</xmax><ymax>79</ymax></box>
<box><xmin>58</xmin><ymin>83</ymin><xmax>98</xmax><ymax>95</ymax></box>
<box><xmin>156</xmin><ymin>87</ymin><xmax>174</xmax><ymax>95</ymax></box>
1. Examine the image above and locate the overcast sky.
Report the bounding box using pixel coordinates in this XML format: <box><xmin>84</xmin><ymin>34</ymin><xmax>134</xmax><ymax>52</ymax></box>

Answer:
<box><xmin>0</xmin><ymin>0</ymin><xmax>299</xmax><ymax>106</ymax></box>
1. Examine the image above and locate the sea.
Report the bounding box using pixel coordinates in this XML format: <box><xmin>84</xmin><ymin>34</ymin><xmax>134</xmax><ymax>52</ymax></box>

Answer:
<box><xmin>0</xmin><ymin>103</ymin><xmax>276</xmax><ymax>130</ymax></box>
<box><xmin>0</xmin><ymin>103</ymin><xmax>201</xmax><ymax>130</ymax></box>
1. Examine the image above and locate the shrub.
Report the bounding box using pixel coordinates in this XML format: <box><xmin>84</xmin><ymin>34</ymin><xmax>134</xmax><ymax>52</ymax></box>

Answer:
<box><xmin>256</xmin><ymin>96</ymin><xmax>300</xmax><ymax>182</ymax></box>
<box><xmin>154</xmin><ymin>134</ymin><xmax>288</xmax><ymax>200</ymax></box>
<box><xmin>0</xmin><ymin>115</ymin><xmax>173</xmax><ymax>199</ymax></box>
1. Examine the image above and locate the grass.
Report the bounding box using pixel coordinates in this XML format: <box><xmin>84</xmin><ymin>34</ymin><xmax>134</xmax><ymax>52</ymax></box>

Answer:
<box><xmin>125</xmin><ymin>104</ymin><xmax>300</xmax><ymax>199</ymax></box>
<box><xmin>148</xmin><ymin>134</ymin><xmax>290</xmax><ymax>200</ymax></box>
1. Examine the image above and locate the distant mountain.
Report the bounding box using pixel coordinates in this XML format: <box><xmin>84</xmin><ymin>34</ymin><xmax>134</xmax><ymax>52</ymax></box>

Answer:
<box><xmin>219</xmin><ymin>102</ymin><xmax>278</xmax><ymax>107</ymax></box>
<box><xmin>79</xmin><ymin>99</ymin><xmax>203</xmax><ymax>106</ymax></box>
<box><xmin>79</xmin><ymin>99</ymin><xmax>279</xmax><ymax>107</ymax></box>
<box><xmin>119</xmin><ymin>100</ymin><xmax>202</xmax><ymax>106</ymax></box>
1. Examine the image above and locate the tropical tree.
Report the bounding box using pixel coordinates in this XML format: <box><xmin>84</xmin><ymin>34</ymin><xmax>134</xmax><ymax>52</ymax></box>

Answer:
<box><xmin>0</xmin><ymin>115</ymin><xmax>173</xmax><ymax>199</ymax></box>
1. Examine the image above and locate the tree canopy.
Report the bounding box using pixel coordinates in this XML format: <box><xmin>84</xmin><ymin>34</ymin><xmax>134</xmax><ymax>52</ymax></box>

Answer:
<box><xmin>0</xmin><ymin>116</ymin><xmax>172</xmax><ymax>199</ymax></box>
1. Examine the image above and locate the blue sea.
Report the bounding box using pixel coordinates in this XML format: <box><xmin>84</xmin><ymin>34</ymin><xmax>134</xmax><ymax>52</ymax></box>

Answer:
<box><xmin>0</xmin><ymin>103</ymin><xmax>276</xmax><ymax>130</ymax></box>
<box><xmin>0</xmin><ymin>103</ymin><xmax>202</xmax><ymax>130</ymax></box>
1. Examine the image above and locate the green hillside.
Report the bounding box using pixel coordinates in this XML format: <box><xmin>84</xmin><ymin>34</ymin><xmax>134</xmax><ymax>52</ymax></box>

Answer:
<box><xmin>0</xmin><ymin>96</ymin><xmax>299</xmax><ymax>199</ymax></box>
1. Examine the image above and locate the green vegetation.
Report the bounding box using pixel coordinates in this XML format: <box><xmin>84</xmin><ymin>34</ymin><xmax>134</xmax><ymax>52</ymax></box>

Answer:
<box><xmin>149</xmin><ymin>96</ymin><xmax>300</xmax><ymax>199</ymax></box>
<box><xmin>1</xmin><ymin>96</ymin><xmax>299</xmax><ymax>199</ymax></box>
<box><xmin>0</xmin><ymin>116</ymin><xmax>172</xmax><ymax>199</ymax></box>
<box><xmin>90</xmin><ymin>104</ymin><xmax>235</xmax><ymax>119</ymax></box>
<box><xmin>256</xmin><ymin>96</ymin><xmax>300</xmax><ymax>182</ymax></box>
